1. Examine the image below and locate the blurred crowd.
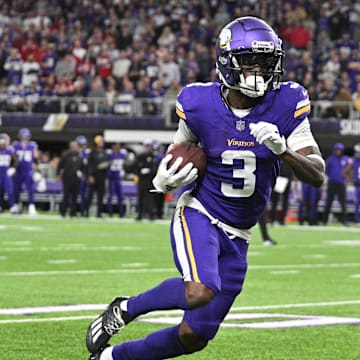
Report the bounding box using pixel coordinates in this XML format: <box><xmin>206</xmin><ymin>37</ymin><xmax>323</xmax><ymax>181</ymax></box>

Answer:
<box><xmin>0</xmin><ymin>0</ymin><xmax>360</xmax><ymax>117</ymax></box>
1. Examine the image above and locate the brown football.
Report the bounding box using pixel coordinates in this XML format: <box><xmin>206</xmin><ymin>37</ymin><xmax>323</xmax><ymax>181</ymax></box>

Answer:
<box><xmin>167</xmin><ymin>141</ymin><xmax>207</xmax><ymax>178</ymax></box>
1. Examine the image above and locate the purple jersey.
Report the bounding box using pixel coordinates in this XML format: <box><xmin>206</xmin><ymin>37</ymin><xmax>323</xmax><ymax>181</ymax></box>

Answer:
<box><xmin>80</xmin><ymin>148</ymin><xmax>90</xmax><ymax>173</ymax></box>
<box><xmin>176</xmin><ymin>81</ymin><xmax>310</xmax><ymax>228</ymax></box>
<box><xmin>326</xmin><ymin>154</ymin><xmax>350</xmax><ymax>185</ymax></box>
<box><xmin>13</xmin><ymin>141</ymin><xmax>37</xmax><ymax>174</ymax></box>
<box><xmin>81</xmin><ymin>148</ymin><xmax>90</xmax><ymax>162</ymax></box>
<box><xmin>107</xmin><ymin>149</ymin><xmax>127</xmax><ymax>180</ymax></box>
<box><xmin>0</xmin><ymin>147</ymin><xmax>13</xmax><ymax>175</ymax></box>
<box><xmin>352</xmin><ymin>158</ymin><xmax>360</xmax><ymax>185</ymax></box>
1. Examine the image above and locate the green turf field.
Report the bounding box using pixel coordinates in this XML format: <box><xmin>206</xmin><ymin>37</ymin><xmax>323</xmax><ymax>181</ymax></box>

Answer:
<box><xmin>0</xmin><ymin>215</ymin><xmax>359</xmax><ymax>359</ymax></box>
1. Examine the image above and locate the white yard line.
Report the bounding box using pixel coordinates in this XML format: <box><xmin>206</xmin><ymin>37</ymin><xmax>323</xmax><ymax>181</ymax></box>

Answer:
<box><xmin>2</xmin><ymin>314</ymin><xmax>360</xmax><ymax>327</ymax></box>
<box><xmin>0</xmin><ymin>315</ymin><xmax>95</xmax><ymax>324</ymax></box>
<box><xmin>247</xmin><ymin>251</ymin><xmax>264</xmax><ymax>256</ymax></box>
<box><xmin>1</xmin><ymin>213</ymin><xmax>360</xmax><ymax>230</ymax></box>
<box><xmin>1</xmin><ymin>299</ymin><xmax>360</xmax><ymax>316</ymax></box>
<box><xmin>2</xmin><ymin>242</ymin><xmax>359</xmax><ymax>253</ymax></box>
<box><xmin>140</xmin><ymin>313</ymin><xmax>360</xmax><ymax>329</ymax></box>
<box><xmin>325</xmin><ymin>240</ymin><xmax>360</xmax><ymax>246</ymax></box>
<box><xmin>121</xmin><ymin>263</ymin><xmax>148</xmax><ymax>267</ymax></box>
<box><xmin>0</xmin><ymin>245</ymin><xmax>141</xmax><ymax>252</ymax></box>
<box><xmin>0</xmin><ymin>268</ymin><xmax>176</xmax><ymax>276</ymax></box>
<box><xmin>0</xmin><ymin>304</ymin><xmax>107</xmax><ymax>315</ymax></box>
<box><xmin>0</xmin><ymin>262</ymin><xmax>360</xmax><ymax>277</ymax></box>
<box><xmin>47</xmin><ymin>259</ymin><xmax>78</xmax><ymax>265</ymax></box>
<box><xmin>271</xmin><ymin>270</ymin><xmax>300</xmax><ymax>275</ymax></box>
<box><xmin>230</xmin><ymin>299</ymin><xmax>360</xmax><ymax>312</ymax></box>
<box><xmin>251</xmin><ymin>263</ymin><xmax>360</xmax><ymax>269</ymax></box>
<box><xmin>1</xmin><ymin>301</ymin><xmax>360</xmax><ymax>326</ymax></box>
<box><xmin>302</xmin><ymin>254</ymin><xmax>326</xmax><ymax>259</ymax></box>
<box><xmin>1</xmin><ymin>241</ymin><xmax>32</xmax><ymax>246</ymax></box>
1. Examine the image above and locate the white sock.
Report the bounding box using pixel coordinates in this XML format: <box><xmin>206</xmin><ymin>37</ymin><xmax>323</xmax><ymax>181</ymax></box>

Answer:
<box><xmin>120</xmin><ymin>299</ymin><xmax>128</xmax><ymax>312</ymax></box>
<box><xmin>100</xmin><ymin>346</ymin><xmax>113</xmax><ymax>360</ymax></box>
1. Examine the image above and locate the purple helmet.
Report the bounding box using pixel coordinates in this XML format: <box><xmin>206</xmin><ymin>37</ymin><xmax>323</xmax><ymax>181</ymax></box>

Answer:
<box><xmin>334</xmin><ymin>143</ymin><xmax>345</xmax><ymax>151</ymax></box>
<box><xmin>216</xmin><ymin>16</ymin><xmax>284</xmax><ymax>98</ymax></box>
<box><xmin>76</xmin><ymin>135</ymin><xmax>87</xmax><ymax>146</ymax></box>
<box><xmin>18</xmin><ymin>128</ymin><xmax>31</xmax><ymax>139</ymax></box>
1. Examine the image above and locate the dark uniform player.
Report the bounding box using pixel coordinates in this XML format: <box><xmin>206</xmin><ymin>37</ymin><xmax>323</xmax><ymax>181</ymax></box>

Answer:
<box><xmin>258</xmin><ymin>212</ymin><xmax>277</xmax><ymax>245</ymax></box>
<box><xmin>76</xmin><ymin>135</ymin><xmax>90</xmax><ymax>216</ymax></box>
<box><xmin>85</xmin><ymin>135</ymin><xmax>110</xmax><ymax>218</ymax></box>
<box><xmin>56</xmin><ymin>141</ymin><xmax>83</xmax><ymax>218</ymax></box>
<box><xmin>135</xmin><ymin>139</ymin><xmax>158</xmax><ymax>221</ymax></box>
<box><xmin>323</xmin><ymin>143</ymin><xmax>350</xmax><ymax>225</ymax></box>
<box><xmin>12</xmin><ymin>128</ymin><xmax>39</xmax><ymax>215</ymax></box>
<box><xmin>152</xmin><ymin>140</ymin><xmax>166</xmax><ymax>219</ymax></box>
<box><xmin>86</xmin><ymin>17</ymin><xmax>325</xmax><ymax>360</ymax></box>
<box><xmin>107</xmin><ymin>143</ymin><xmax>127</xmax><ymax>217</ymax></box>
<box><xmin>269</xmin><ymin>162</ymin><xmax>293</xmax><ymax>225</ymax></box>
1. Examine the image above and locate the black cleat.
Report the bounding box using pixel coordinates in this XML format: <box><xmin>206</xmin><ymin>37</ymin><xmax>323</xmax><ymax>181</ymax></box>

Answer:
<box><xmin>88</xmin><ymin>354</ymin><xmax>100</xmax><ymax>360</ymax></box>
<box><xmin>88</xmin><ymin>344</ymin><xmax>110</xmax><ymax>360</ymax></box>
<box><xmin>86</xmin><ymin>297</ymin><xmax>131</xmax><ymax>353</ymax></box>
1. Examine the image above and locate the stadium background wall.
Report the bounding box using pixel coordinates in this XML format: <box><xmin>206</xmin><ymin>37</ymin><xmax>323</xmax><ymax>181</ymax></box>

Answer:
<box><xmin>1</xmin><ymin>113</ymin><xmax>359</xmax><ymax>158</ymax></box>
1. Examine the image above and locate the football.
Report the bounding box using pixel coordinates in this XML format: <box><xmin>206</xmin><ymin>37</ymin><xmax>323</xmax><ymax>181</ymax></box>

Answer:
<box><xmin>167</xmin><ymin>141</ymin><xmax>207</xmax><ymax>178</ymax></box>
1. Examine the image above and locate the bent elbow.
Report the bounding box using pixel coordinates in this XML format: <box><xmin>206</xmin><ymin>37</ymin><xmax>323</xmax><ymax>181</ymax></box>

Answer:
<box><xmin>313</xmin><ymin>172</ymin><xmax>326</xmax><ymax>188</ymax></box>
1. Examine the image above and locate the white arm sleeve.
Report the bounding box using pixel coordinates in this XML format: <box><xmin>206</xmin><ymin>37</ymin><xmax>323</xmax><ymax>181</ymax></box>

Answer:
<box><xmin>287</xmin><ymin>118</ymin><xmax>325</xmax><ymax>169</ymax></box>
<box><xmin>173</xmin><ymin>119</ymin><xmax>199</xmax><ymax>144</ymax></box>
<box><xmin>286</xmin><ymin>118</ymin><xmax>318</xmax><ymax>152</ymax></box>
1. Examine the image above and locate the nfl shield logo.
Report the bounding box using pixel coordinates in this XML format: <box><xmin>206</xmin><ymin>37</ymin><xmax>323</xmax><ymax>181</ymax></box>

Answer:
<box><xmin>236</xmin><ymin>120</ymin><xmax>245</xmax><ymax>131</ymax></box>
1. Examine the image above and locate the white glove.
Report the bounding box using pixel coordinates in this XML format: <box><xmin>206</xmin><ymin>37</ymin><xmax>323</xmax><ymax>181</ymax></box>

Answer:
<box><xmin>249</xmin><ymin>121</ymin><xmax>287</xmax><ymax>155</ymax></box>
<box><xmin>152</xmin><ymin>154</ymin><xmax>198</xmax><ymax>193</ymax></box>
<box><xmin>6</xmin><ymin>167</ymin><xmax>16</xmax><ymax>177</ymax></box>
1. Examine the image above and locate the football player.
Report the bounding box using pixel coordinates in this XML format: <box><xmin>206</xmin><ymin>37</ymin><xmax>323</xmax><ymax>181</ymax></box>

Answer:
<box><xmin>298</xmin><ymin>181</ymin><xmax>321</xmax><ymax>225</ymax></box>
<box><xmin>12</xmin><ymin>128</ymin><xmax>39</xmax><ymax>215</ymax></box>
<box><xmin>76</xmin><ymin>135</ymin><xmax>90</xmax><ymax>216</ymax></box>
<box><xmin>323</xmin><ymin>143</ymin><xmax>350</xmax><ymax>225</ymax></box>
<box><xmin>85</xmin><ymin>135</ymin><xmax>110</xmax><ymax>218</ymax></box>
<box><xmin>344</xmin><ymin>143</ymin><xmax>360</xmax><ymax>223</ymax></box>
<box><xmin>352</xmin><ymin>144</ymin><xmax>360</xmax><ymax>223</ymax></box>
<box><xmin>0</xmin><ymin>133</ymin><xmax>17</xmax><ymax>213</ymax></box>
<box><xmin>106</xmin><ymin>143</ymin><xmax>128</xmax><ymax>217</ymax></box>
<box><xmin>86</xmin><ymin>17</ymin><xmax>325</xmax><ymax>360</ymax></box>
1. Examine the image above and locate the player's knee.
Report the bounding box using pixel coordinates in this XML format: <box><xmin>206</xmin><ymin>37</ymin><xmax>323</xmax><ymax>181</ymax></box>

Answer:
<box><xmin>178</xmin><ymin>321</ymin><xmax>208</xmax><ymax>354</ymax></box>
<box><xmin>185</xmin><ymin>282</ymin><xmax>215</xmax><ymax>309</ymax></box>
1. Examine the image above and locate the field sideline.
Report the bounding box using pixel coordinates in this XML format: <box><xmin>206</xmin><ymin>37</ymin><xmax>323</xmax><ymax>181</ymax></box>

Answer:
<box><xmin>0</xmin><ymin>215</ymin><xmax>359</xmax><ymax>359</ymax></box>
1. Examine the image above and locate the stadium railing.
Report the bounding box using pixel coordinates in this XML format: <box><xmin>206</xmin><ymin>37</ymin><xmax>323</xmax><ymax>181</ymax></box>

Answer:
<box><xmin>1</xmin><ymin>96</ymin><xmax>358</xmax><ymax>128</ymax></box>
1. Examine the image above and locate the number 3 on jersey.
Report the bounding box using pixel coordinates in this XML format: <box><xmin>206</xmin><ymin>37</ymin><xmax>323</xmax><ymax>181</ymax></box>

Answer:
<box><xmin>221</xmin><ymin>150</ymin><xmax>256</xmax><ymax>197</ymax></box>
